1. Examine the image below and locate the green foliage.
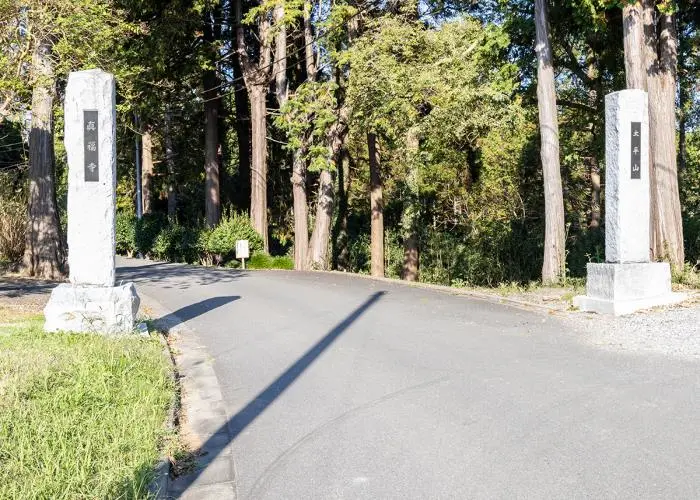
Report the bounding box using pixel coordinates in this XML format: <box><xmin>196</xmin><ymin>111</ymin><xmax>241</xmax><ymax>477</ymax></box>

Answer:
<box><xmin>115</xmin><ymin>211</ymin><xmax>137</xmax><ymax>256</ymax></box>
<box><xmin>276</xmin><ymin>81</ymin><xmax>339</xmax><ymax>172</ymax></box>
<box><xmin>0</xmin><ymin>198</ymin><xmax>25</xmax><ymax>263</ymax></box>
<box><xmin>135</xmin><ymin>213</ymin><xmax>169</xmax><ymax>256</ymax></box>
<box><xmin>199</xmin><ymin>210</ymin><xmax>264</xmax><ymax>261</ymax></box>
<box><xmin>681</xmin><ymin>130</ymin><xmax>700</xmax><ymax>265</ymax></box>
<box><xmin>672</xmin><ymin>262</ymin><xmax>700</xmax><ymax>288</ymax></box>
<box><xmin>0</xmin><ymin>312</ymin><xmax>173</xmax><ymax>499</ymax></box>
<box><xmin>247</xmin><ymin>253</ymin><xmax>294</xmax><ymax>270</ymax></box>
<box><xmin>151</xmin><ymin>222</ymin><xmax>199</xmax><ymax>263</ymax></box>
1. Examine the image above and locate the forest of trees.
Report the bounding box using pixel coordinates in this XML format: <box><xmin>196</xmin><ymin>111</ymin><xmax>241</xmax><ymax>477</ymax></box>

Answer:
<box><xmin>0</xmin><ymin>0</ymin><xmax>698</xmax><ymax>288</ymax></box>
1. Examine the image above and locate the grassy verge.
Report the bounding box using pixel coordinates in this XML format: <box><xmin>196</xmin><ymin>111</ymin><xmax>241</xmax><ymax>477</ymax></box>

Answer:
<box><xmin>0</xmin><ymin>308</ymin><xmax>175</xmax><ymax>499</ymax></box>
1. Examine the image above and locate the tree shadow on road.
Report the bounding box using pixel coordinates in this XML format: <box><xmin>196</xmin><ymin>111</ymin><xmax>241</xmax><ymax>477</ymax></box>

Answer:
<box><xmin>153</xmin><ymin>296</ymin><xmax>241</xmax><ymax>332</ymax></box>
<box><xmin>172</xmin><ymin>290</ymin><xmax>386</xmax><ymax>497</ymax></box>
<box><xmin>116</xmin><ymin>260</ymin><xmax>248</xmax><ymax>291</ymax></box>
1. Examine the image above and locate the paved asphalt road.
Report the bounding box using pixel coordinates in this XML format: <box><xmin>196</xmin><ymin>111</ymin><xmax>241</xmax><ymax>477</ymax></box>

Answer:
<box><xmin>117</xmin><ymin>257</ymin><xmax>700</xmax><ymax>499</ymax></box>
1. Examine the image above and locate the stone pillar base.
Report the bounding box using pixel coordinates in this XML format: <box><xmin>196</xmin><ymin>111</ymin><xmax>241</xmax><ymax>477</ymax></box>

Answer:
<box><xmin>573</xmin><ymin>262</ymin><xmax>686</xmax><ymax>316</ymax></box>
<box><xmin>44</xmin><ymin>283</ymin><xmax>140</xmax><ymax>334</ymax></box>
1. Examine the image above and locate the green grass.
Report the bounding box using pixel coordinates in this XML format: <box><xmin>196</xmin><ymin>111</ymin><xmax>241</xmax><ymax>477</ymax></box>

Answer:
<box><xmin>672</xmin><ymin>263</ymin><xmax>700</xmax><ymax>289</ymax></box>
<box><xmin>0</xmin><ymin>310</ymin><xmax>174</xmax><ymax>499</ymax></box>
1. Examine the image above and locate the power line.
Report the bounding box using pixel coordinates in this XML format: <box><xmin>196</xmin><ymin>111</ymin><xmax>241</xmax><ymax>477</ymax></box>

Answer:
<box><xmin>162</xmin><ymin>1</ymin><xmax>381</xmax><ymax>107</ymax></box>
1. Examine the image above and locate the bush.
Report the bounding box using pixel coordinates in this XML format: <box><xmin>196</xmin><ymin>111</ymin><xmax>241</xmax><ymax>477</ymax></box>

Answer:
<box><xmin>151</xmin><ymin>223</ymin><xmax>199</xmax><ymax>263</ymax></box>
<box><xmin>135</xmin><ymin>213</ymin><xmax>168</xmax><ymax>256</ymax></box>
<box><xmin>247</xmin><ymin>253</ymin><xmax>294</xmax><ymax>270</ymax></box>
<box><xmin>199</xmin><ymin>210</ymin><xmax>263</xmax><ymax>263</ymax></box>
<box><xmin>115</xmin><ymin>212</ymin><xmax>136</xmax><ymax>256</ymax></box>
<box><xmin>0</xmin><ymin>199</ymin><xmax>26</xmax><ymax>263</ymax></box>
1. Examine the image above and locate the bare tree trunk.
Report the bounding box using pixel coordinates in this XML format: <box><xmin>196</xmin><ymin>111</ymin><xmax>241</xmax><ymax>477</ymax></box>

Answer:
<box><xmin>368</xmin><ymin>132</ymin><xmax>384</xmax><ymax>278</ymax></box>
<box><xmin>203</xmin><ymin>9</ymin><xmax>220</xmax><ymax>227</ymax></box>
<box><xmin>645</xmin><ymin>6</ymin><xmax>684</xmax><ymax>266</ymax></box>
<box><xmin>534</xmin><ymin>0</ymin><xmax>566</xmax><ymax>283</ymax></box>
<box><xmin>141</xmin><ymin>127</ymin><xmax>154</xmax><ymax>215</ymax></box>
<box><xmin>292</xmin><ymin>149</ymin><xmax>308</xmax><ymax>269</ymax></box>
<box><xmin>587</xmin><ymin>64</ymin><xmax>602</xmax><ymax>230</ymax></box>
<box><xmin>307</xmin><ymin>169</ymin><xmax>334</xmax><ymax>269</ymax></box>
<box><xmin>623</xmin><ymin>2</ymin><xmax>647</xmax><ymax>89</ymax></box>
<box><xmin>303</xmin><ymin>0</ymin><xmax>317</xmax><ymax>81</ymax></box>
<box><xmin>590</xmin><ymin>155</ymin><xmax>601</xmax><ymax>229</ymax></box>
<box><xmin>273</xmin><ymin>3</ymin><xmax>309</xmax><ymax>269</ymax></box>
<box><xmin>23</xmin><ymin>40</ymin><xmax>64</xmax><ymax>279</ymax></box>
<box><xmin>402</xmin><ymin>127</ymin><xmax>419</xmax><ymax>281</ymax></box>
<box><xmin>231</xmin><ymin>53</ymin><xmax>251</xmax><ymax>209</ymax></box>
<box><xmin>235</xmin><ymin>0</ymin><xmax>272</xmax><ymax>249</ymax></box>
<box><xmin>677</xmin><ymin>8</ymin><xmax>689</xmax><ymax>173</ymax></box>
<box><xmin>164</xmin><ymin>110</ymin><xmax>177</xmax><ymax>218</ymax></box>
<box><xmin>249</xmin><ymin>85</ymin><xmax>268</xmax><ymax>250</ymax></box>
<box><xmin>273</xmin><ymin>5</ymin><xmax>287</xmax><ymax>106</ymax></box>
<box><xmin>332</xmin><ymin>150</ymin><xmax>350</xmax><ymax>271</ymax></box>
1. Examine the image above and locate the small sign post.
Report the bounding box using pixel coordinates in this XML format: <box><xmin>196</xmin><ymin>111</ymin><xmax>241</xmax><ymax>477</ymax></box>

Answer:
<box><xmin>236</xmin><ymin>239</ymin><xmax>249</xmax><ymax>269</ymax></box>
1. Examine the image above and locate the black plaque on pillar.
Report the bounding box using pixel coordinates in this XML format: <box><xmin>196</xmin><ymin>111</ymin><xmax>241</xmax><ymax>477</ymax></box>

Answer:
<box><xmin>84</xmin><ymin>110</ymin><xmax>99</xmax><ymax>182</ymax></box>
<box><xmin>631</xmin><ymin>121</ymin><xmax>641</xmax><ymax>179</ymax></box>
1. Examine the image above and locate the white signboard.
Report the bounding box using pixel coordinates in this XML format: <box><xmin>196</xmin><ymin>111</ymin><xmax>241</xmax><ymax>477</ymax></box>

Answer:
<box><xmin>236</xmin><ymin>240</ymin><xmax>249</xmax><ymax>259</ymax></box>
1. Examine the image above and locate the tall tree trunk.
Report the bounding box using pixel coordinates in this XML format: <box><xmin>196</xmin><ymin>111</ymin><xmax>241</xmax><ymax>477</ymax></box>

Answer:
<box><xmin>307</xmin><ymin>169</ymin><xmax>334</xmax><ymax>269</ymax></box>
<box><xmin>590</xmin><ymin>155</ymin><xmax>601</xmax><ymax>229</ymax></box>
<box><xmin>164</xmin><ymin>110</ymin><xmax>177</xmax><ymax>218</ymax></box>
<box><xmin>332</xmin><ymin>150</ymin><xmax>350</xmax><ymax>271</ymax></box>
<box><xmin>623</xmin><ymin>2</ymin><xmax>647</xmax><ymax>89</ymax></box>
<box><xmin>203</xmin><ymin>9</ymin><xmax>221</xmax><ymax>227</ymax></box>
<box><xmin>303</xmin><ymin>0</ymin><xmax>317</xmax><ymax>81</ymax></box>
<box><xmin>368</xmin><ymin>132</ymin><xmax>384</xmax><ymax>278</ymax></box>
<box><xmin>273</xmin><ymin>5</ymin><xmax>287</xmax><ymax>106</ymax></box>
<box><xmin>235</xmin><ymin>0</ymin><xmax>272</xmax><ymax>249</ymax></box>
<box><xmin>587</xmin><ymin>64</ymin><xmax>602</xmax><ymax>230</ymax></box>
<box><xmin>249</xmin><ymin>85</ymin><xmax>268</xmax><ymax>250</ymax></box>
<box><xmin>231</xmin><ymin>53</ymin><xmax>251</xmax><ymax>210</ymax></box>
<box><xmin>644</xmin><ymin>5</ymin><xmax>684</xmax><ymax>266</ymax></box>
<box><xmin>23</xmin><ymin>40</ymin><xmax>63</xmax><ymax>279</ymax></box>
<box><xmin>402</xmin><ymin>127</ymin><xmax>419</xmax><ymax>281</ymax></box>
<box><xmin>273</xmin><ymin>3</ymin><xmax>310</xmax><ymax>269</ymax></box>
<box><xmin>677</xmin><ymin>7</ymin><xmax>689</xmax><ymax>173</ymax></box>
<box><xmin>534</xmin><ymin>0</ymin><xmax>566</xmax><ymax>283</ymax></box>
<box><xmin>141</xmin><ymin>127</ymin><xmax>154</xmax><ymax>215</ymax></box>
<box><xmin>292</xmin><ymin>149</ymin><xmax>308</xmax><ymax>269</ymax></box>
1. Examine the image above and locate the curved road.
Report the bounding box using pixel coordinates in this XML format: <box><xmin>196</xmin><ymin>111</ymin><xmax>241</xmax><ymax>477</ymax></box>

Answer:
<box><xmin>117</xmin><ymin>258</ymin><xmax>700</xmax><ymax>499</ymax></box>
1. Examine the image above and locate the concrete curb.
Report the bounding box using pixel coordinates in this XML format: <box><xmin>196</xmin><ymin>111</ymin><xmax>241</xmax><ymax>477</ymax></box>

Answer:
<box><xmin>138</xmin><ymin>290</ymin><xmax>237</xmax><ymax>499</ymax></box>
<box><xmin>147</xmin><ymin>330</ymin><xmax>178</xmax><ymax>499</ymax></box>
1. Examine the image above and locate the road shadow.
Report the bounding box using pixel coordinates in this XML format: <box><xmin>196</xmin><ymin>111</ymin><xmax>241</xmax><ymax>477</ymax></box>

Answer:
<box><xmin>152</xmin><ymin>296</ymin><xmax>241</xmax><ymax>333</ymax></box>
<box><xmin>172</xmin><ymin>291</ymin><xmax>386</xmax><ymax>497</ymax></box>
<box><xmin>0</xmin><ymin>277</ymin><xmax>59</xmax><ymax>299</ymax></box>
<box><xmin>116</xmin><ymin>260</ymin><xmax>248</xmax><ymax>291</ymax></box>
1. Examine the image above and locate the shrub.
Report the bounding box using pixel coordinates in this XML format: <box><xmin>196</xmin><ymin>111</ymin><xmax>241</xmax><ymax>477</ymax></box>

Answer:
<box><xmin>0</xmin><ymin>199</ymin><xmax>26</xmax><ymax>263</ymax></box>
<box><xmin>115</xmin><ymin>212</ymin><xmax>136</xmax><ymax>256</ymax></box>
<box><xmin>135</xmin><ymin>213</ymin><xmax>168</xmax><ymax>256</ymax></box>
<box><xmin>151</xmin><ymin>223</ymin><xmax>199</xmax><ymax>263</ymax></box>
<box><xmin>199</xmin><ymin>210</ymin><xmax>263</xmax><ymax>263</ymax></box>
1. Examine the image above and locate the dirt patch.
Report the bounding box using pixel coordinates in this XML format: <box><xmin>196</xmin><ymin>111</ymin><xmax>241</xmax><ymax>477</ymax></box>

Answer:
<box><xmin>0</xmin><ymin>274</ymin><xmax>57</xmax><ymax>315</ymax></box>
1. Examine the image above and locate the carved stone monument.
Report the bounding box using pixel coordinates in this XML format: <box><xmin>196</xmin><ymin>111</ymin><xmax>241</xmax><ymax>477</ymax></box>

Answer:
<box><xmin>44</xmin><ymin>69</ymin><xmax>140</xmax><ymax>333</ymax></box>
<box><xmin>573</xmin><ymin>89</ymin><xmax>686</xmax><ymax>315</ymax></box>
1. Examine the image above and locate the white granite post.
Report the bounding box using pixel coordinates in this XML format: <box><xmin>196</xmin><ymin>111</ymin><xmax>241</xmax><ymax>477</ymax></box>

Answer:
<box><xmin>573</xmin><ymin>89</ymin><xmax>685</xmax><ymax>315</ymax></box>
<box><xmin>44</xmin><ymin>69</ymin><xmax>139</xmax><ymax>333</ymax></box>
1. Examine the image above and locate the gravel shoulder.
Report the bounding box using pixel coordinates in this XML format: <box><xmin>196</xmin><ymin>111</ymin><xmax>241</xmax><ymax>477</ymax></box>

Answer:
<box><xmin>563</xmin><ymin>293</ymin><xmax>700</xmax><ymax>361</ymax></box>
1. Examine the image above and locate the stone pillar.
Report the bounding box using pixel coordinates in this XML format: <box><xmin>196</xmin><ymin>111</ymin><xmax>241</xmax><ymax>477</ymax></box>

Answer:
<box><xmin>44</xmin><ymin>69</ymin><xmax>139</xmax><ymax>333</ymax></box>
<box><xmin>573</xmin><ymin>89</ymin><xmax>685</xmax><ymax>315</ymax></box>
